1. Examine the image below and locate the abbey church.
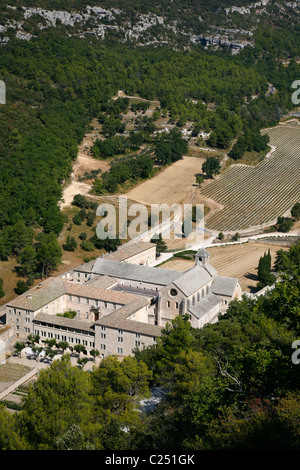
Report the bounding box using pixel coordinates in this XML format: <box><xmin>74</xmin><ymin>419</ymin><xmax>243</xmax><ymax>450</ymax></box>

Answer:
<box><xmin>3</xmin><ymin>242</ymin><xmax>241</xmax><ymax>358</ymax></box>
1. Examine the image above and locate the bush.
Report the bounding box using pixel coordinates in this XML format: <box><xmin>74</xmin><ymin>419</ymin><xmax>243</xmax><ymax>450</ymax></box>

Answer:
<box><xmin>81</xmin><ymin>240</ymin><xmax>95</xmax><ymax>252</ymax></box>
<box><xmin>63</xmin><ymin>236</ymin><xmax>77</xmax><ymax>251</ymax></box>
<box><xmin>15</xmin><ymin>280</ymin><xmax>29</xmax><ymax>295</ymax></box>
<box><xmin>73</xmin><ymin>213</ymin><xmax>83</xmax><ymax>225</ymax></box>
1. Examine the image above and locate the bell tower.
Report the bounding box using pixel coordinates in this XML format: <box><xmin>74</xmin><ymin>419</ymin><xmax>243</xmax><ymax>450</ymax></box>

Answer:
<box><xmin>195</xmin><ymin>247</ymin><xmax>210</xmax><ymax>266</ymax></box>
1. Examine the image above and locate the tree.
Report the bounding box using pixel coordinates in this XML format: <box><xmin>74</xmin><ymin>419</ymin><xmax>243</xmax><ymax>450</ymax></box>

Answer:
<box><xmin>196</xmin><ymin>174</ymin><xmax>204</xmax><ymax>187</ymax></box>
<box><xmin>9</xmin><ymin>221</ymin><xmax>33</xmax><ymax>257</ymax></box>
<box><xmin>19</xmin><ymin>355</ymin><xmax>94</xmax><ymax>450</ymax></box>
<box><xmin>232</xmin><ymin>233</ymin><xmax>240</xmax><ymax>241</ymax></box>
<box><xmin>154</xmin><ymin>128</ymin><xmax>188</xmax><ymax>165</ymax></box>
<box><xmin>54</xmin><ymin>424</ymin><xmax>95</xmax><ymax>450</ymax></box>
<box><xmin>90</xmin><ymin>349</ymin><xmax>100</xmax><ymax>362</ymax></box>
<box><xmin>18</xmin><ymin>245</ymin><xmax>37</xmax><ymax>278</ymax></box>
<box><xmin>202</xmin><ymin>157</ymin><xmax>221</xmax><ymax>179</ymax></box>
<box><xmin>36</xmin><ymin>232</ymin><xmax>62</xmax><ymax>278</ymax></box>
<box><xmin>74</xmin><ymin>344</ymin><xmax>86</xmax><ymax>356</ymax></box>
<box><xmin>15</xmin><ymin>280</ymin><xmax>29</xmax><ymax>295</ymax></box>
<box><xmin>0</xmin><ymin>278</ymin><xmax>5</xmax><ymax>298</ymax></box>
<box><xmin>57</xmin><ymin>341</ymin><xmax>69</xmax><ymax>353</ymax></box>
<box><xmin>77</xmin><ymin>357</ymin><xmax>89</xmax><ymax>369</ymax></box>
<box><xmin>27</xmin><ymin>334</ymin><xmax>40</xmax><ymax>346</ymax></box>
<box><xmin>91</xmin><ymin>356</ymin><xmax>152</xmax><ymax>428</ymax></box>
<box><xmin>150</xmin><ymin>234</ymin><xmax>167</xmax><ymax>254</ymax></box>
<box><xmin>72</xmin><ymin>194</ymin><xmax>90</xmax><ymax>209</ymax></box>
<box><xmin>0</xmin><ymin>406</ymin><xmax>28</xmax><ymax>450</ymax></box>
<box><xmin>63</xmin><ymin>236</ymin><xmax>77</xmax><ymax>252</ymax></box>
<box><xmin>153</xmin><ymin>315</ymin><xmax>194</xmax><ymax>383</ymax></box>
<box><xmin>14</xmin><ymin>342</ymin><xmax>26</xmax><ymax>357</ymax></box>
<box><xmin>81</xmin><ymin>240</ymin><xmax>95</xmax><ymax>252</ymax></box>
<box><xmin>291</xmin><ymin>202</ymin><xmax>300</xmax><ymax>220</ymax></box>
<box><xmin>79</xmin><ymin>232</ymin><xmax>87</xmax><ymax>241</ymax></box>
<box><xmin>257</xmin><ymin>249</ymin><xmax>276</xmax><ymax>289</ymax></box>
<box><xmin>276</xmin><ymin>216</ymin><xmax>294</xmax><ymax>233</ymax></box>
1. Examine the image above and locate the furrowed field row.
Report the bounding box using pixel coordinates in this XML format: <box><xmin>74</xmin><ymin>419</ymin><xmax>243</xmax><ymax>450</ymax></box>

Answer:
<box><xmin>201</xmin><ymin>127</ymin><xmax>300</xmax><ymax>231</ymax></box>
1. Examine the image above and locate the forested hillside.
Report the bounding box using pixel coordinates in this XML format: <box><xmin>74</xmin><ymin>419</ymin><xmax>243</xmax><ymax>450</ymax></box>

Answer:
<box><xmin>0</xmin><ymin>1</ymin><xmax>299</xmax><ymax>285</ymax></box>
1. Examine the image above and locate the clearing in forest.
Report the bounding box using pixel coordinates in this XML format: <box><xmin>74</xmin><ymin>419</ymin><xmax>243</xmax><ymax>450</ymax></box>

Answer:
<box><xmin>126</xmin><ymin>156</ymin><xmax>204</xmax><ymax>206</ymax></box>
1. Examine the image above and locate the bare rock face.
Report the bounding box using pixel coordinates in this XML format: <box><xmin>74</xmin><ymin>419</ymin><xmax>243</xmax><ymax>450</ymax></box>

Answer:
<box><xmin>0</xmin><ymin>1</ymin><xmax>299</xmax><ymax>53</ymax></box>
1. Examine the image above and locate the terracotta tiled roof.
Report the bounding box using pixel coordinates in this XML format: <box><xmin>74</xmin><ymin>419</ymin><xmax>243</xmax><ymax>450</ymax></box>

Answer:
<box><xmin>7</xmin><ymin>278</ymin><xmax>66</xmax><ymax>311</ymax></box>
<box><xmin>96</xmin><ymin>299</ymin><xmax>162</xmax><ymax>336</ymax></box>
<box><xmin>34</xmin><ymin>312</ymin><xmax>94</xmax><ymax>332</ymax></box>
<box><xmin>104</xmin><ymin>241</ymin><xmax>156</xmax><ymax>262</ymax></box>
<box><xmin>64</xmin><ymin>281</ymin><xmax>143</xmax><ymax>305</ymax></box>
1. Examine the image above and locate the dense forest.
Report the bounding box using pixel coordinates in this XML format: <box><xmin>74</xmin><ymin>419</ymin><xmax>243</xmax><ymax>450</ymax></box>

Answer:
<box><xmin>0</xmin><ymin>241</ymin><xmax>299</xmax><ymax>450</ymax></box>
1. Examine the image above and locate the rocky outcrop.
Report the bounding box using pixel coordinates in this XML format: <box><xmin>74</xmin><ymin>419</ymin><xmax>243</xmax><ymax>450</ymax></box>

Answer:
<box><xmin>0</xmin><ymin>2</ymin><xmax>298</xmax><ymax>53</ymax></box>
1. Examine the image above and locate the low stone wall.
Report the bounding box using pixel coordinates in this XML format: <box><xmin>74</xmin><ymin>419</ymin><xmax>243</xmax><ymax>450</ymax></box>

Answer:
<box><xmin>249</xmin><ymin>237</ymin><xmax>300</xmax><ymax>247</ymax></box>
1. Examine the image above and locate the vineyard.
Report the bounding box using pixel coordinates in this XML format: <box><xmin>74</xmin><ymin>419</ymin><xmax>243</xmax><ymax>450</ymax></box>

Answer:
<box><xmin>201</xmin><ymin>124</ymin><xmax>300</xmax><ymax>232</ymax></box>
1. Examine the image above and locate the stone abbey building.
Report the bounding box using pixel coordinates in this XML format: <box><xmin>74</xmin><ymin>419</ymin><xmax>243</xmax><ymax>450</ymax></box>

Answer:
<box><xmin>4</xmin><ymin>242</ymin><xmax>242</xmax><ymax>358</ymax></box>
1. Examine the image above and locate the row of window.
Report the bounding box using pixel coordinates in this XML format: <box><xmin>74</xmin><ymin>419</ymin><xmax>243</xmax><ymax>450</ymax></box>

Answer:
<box><xmin>68</xmin><ymin>295</ymin><xmax>119</xmax><ymax>310</ymax></box>
<box><xmin>166</xmin><ymin>301</ymin><xmax>179</xmax><ymax>309</ymax></box>
<box><xmin>166</xmin><ymin>286</ymin><xmax>211</xmax><ymax>309</ymax></box>
<box><xmin>34</xmin><ymin>320</ymin><xmax>94</xmax><ymax>336</ymax></box>
<box><xmin>34</xmin><ymin>329</ymin><xmax>95</xmax><ymax>347</ymax></box>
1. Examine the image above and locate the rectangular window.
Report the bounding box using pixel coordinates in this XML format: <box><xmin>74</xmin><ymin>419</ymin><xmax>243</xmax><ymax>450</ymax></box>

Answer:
<box><xmin>118</xmin><ymin>337</ymin><xmax>123</xmax><ymax>343</ymax></box>
<box><xmin>117</xmin><ymin>348</ymin><xmax>123</xmax><ymax>354</ymax></box>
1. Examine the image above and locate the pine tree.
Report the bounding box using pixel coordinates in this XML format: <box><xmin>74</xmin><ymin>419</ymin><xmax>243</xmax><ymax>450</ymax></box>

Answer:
<box><xmin>0</xmin><ymin>278</ymin><xmax>5</xmax><ymax>298</ymax></box>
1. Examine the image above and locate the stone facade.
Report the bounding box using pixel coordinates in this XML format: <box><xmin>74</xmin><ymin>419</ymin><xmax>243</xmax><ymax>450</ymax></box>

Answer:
<box><xmin>2</xmin><ymin>245</ymin><xmax>242</xmax><ymax>359</ymax></box>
